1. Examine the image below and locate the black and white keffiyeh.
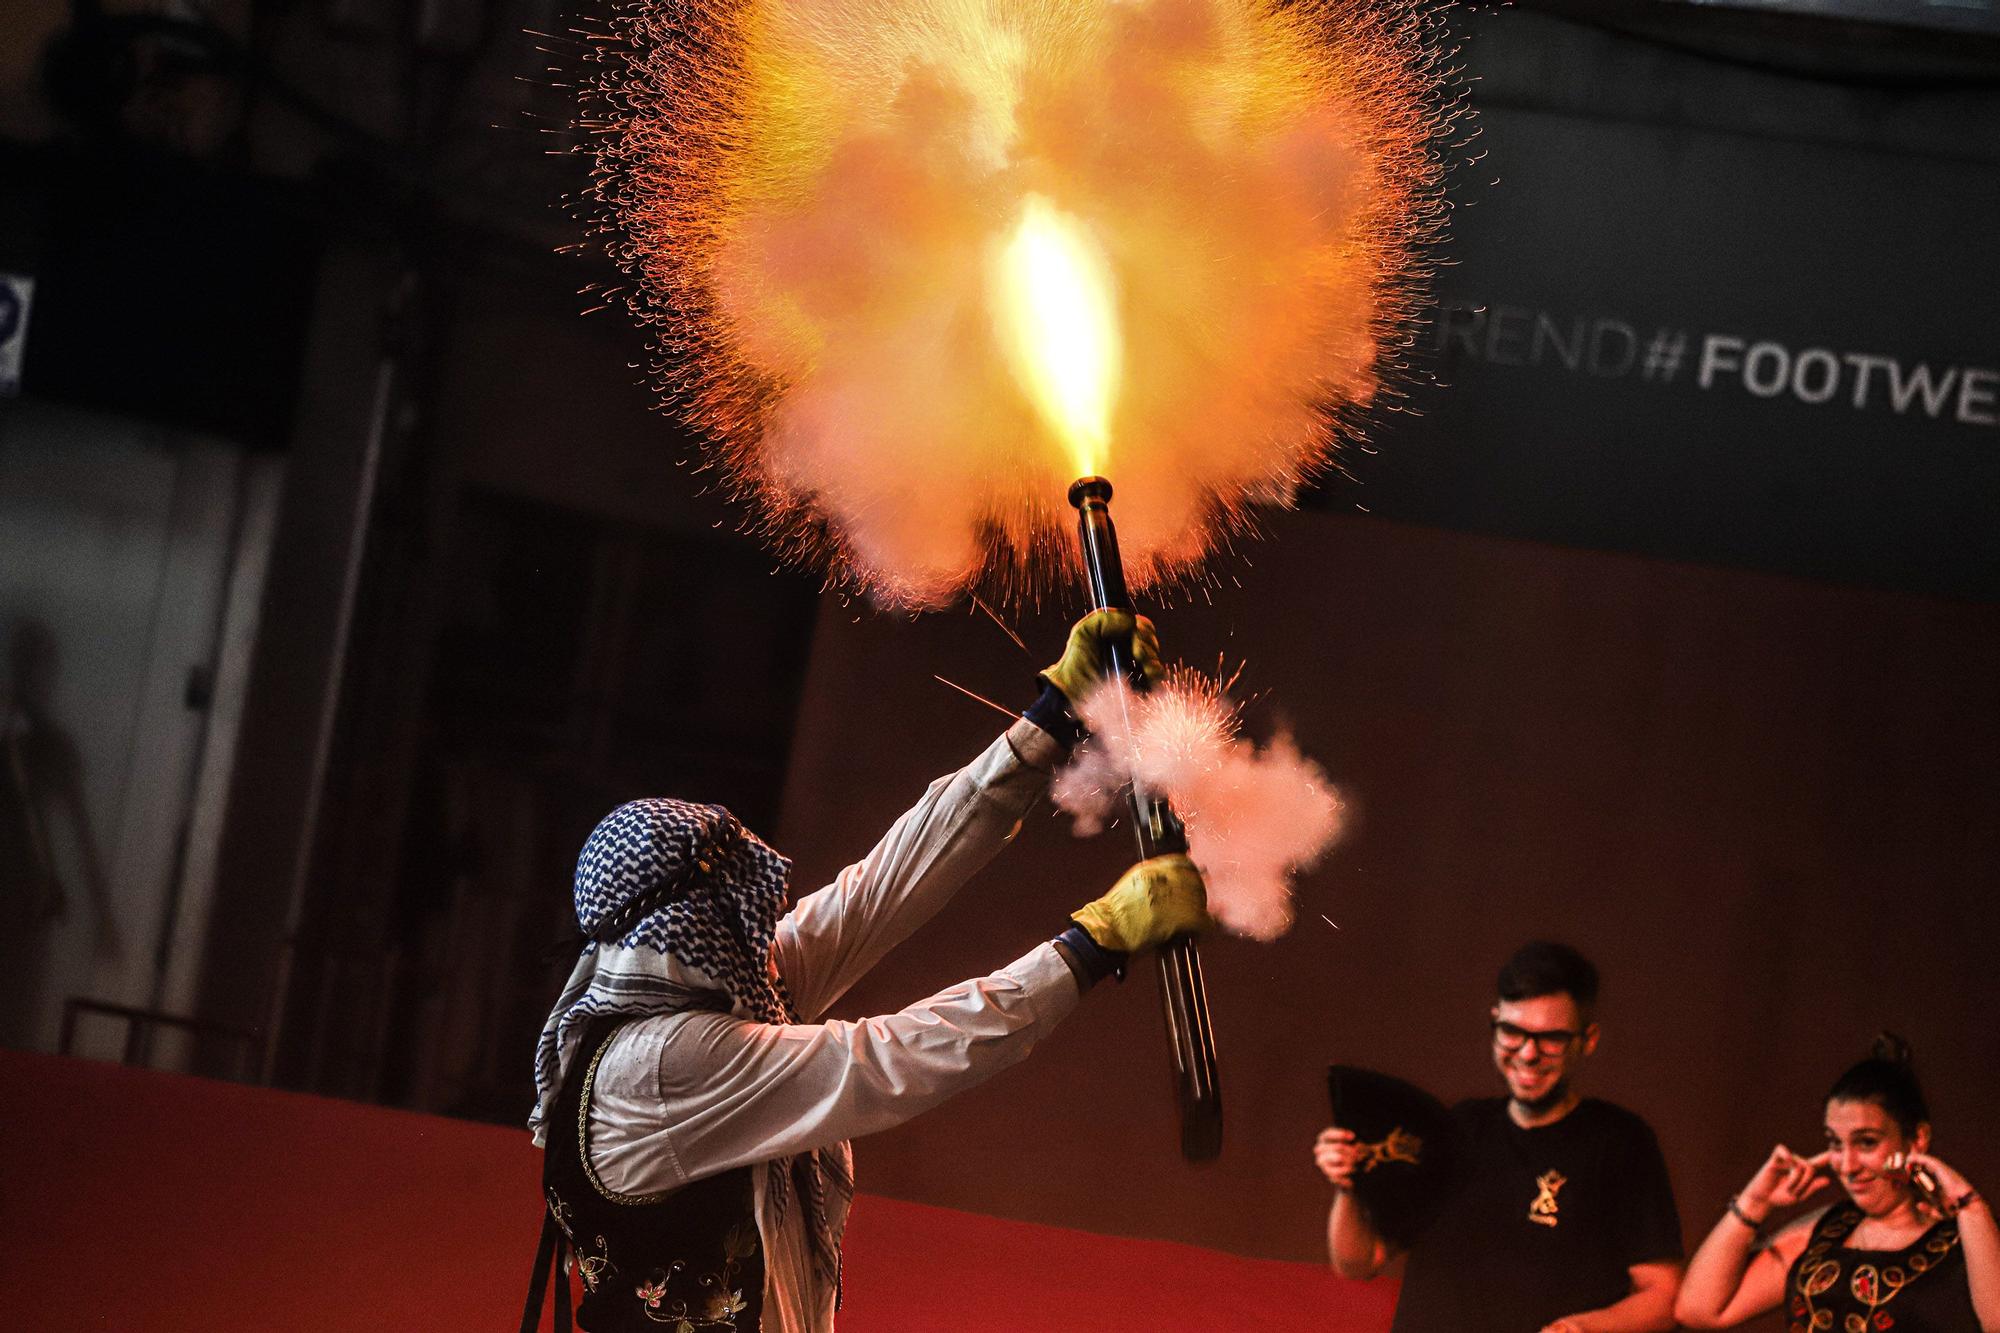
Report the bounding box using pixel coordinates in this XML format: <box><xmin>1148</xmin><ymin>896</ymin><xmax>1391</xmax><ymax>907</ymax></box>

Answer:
<box><xmin>530</xmin><ymin>797</ymin><xmax>850</xmax><ymax>1291</ymax></box>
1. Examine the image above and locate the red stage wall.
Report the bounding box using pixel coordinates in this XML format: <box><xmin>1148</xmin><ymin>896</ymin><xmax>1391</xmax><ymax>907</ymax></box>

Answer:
<box><xmin>0</xmin><ymin>1048</ymin><xmax>1395</xmax><ymax>1330</ymax></box>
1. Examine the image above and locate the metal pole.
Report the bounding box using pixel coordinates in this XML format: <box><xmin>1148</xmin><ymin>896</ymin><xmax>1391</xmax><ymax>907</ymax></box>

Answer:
<box><xmin>1068</xmin><ymin>476</ymin><xmax>1222</xmax><ymax>1162</ymax></box>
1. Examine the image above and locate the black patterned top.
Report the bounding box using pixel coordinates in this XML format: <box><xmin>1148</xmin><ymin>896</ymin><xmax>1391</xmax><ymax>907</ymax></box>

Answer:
<box><xmin>543</xmin><ymin>1017</ymin><xmax>765</xmax><ymax>1332</ymax></box>
<box><xmin>1785</xmin><ymin>1202</ymin><xmax>1976</xmax><ymax>1333</ymax></box>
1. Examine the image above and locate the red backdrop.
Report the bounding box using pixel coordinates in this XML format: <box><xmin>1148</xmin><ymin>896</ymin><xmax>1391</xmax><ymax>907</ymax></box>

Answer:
<box><xmin>0</xmin><ymin>1048</ymin><xmax>1394</xmax><ymax>1330</ymax></box>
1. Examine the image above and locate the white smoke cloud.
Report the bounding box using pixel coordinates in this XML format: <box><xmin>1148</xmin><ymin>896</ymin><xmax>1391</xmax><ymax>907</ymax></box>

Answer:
<box><xmin>1052</xmin><ymin>675</ymin><xmax>1345</xmax><ymax>940</ymax></box>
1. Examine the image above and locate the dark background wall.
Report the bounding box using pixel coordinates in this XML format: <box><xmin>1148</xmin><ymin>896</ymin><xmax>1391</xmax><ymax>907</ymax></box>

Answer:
<box><xmin>1348</xmin><ymin>13</ymin><xmax>2000</xmax><ymax>603</ymax></box>
<box><xmin>765</xmin><ymin>1</ymin><xmax>2000</xmax><ymax>1294</ymax></box>
<box><xmin>778</xmin><ymin>507</ymin><xmax>2000</xmax><ymax>1273</ymax></box>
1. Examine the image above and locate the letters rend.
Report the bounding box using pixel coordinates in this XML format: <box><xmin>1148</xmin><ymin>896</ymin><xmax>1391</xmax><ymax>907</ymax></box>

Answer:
<box><xmin>1438</xmin><ymin>305</ymin><xmax>1642</xmax><ymax>379</ymax></box>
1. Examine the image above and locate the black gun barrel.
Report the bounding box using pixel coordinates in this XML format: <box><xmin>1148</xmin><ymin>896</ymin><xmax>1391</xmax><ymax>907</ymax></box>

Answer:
<box><xmin>1067</xmin><ymin>475</ymin><xmax>1222</xmax><ymax>1162</ymax></box>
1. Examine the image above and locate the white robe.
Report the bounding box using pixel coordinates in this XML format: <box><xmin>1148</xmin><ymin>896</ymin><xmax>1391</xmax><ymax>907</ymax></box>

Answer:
<box><xmin>580</xmin><ymin>718</ymin><xmax>1083</xmax><ymax>1333</ymax></box>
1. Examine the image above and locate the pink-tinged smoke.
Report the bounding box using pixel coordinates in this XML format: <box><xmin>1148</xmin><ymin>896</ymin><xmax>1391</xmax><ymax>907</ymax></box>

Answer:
<box><xmin>1052</xmin><ymin>675</ymin><xmax>1344</xmax><ymax>940</ymax></box>
<box><xmin>582</xmin><ymin>0</ymin><xmax>1458</xmax><ymax>608</ymax></box>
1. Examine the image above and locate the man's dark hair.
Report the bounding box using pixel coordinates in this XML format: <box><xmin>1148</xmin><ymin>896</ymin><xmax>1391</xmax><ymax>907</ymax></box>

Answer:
<box><xmin>1827</xmin><ymin>1032</ymin><xmax>1929</xmax><ymax>1136</ymax></box>
<box><xmin>1496</xmin><ymin>941</ymin><xmax>1600</xmax><ymax>1012</ymax></box>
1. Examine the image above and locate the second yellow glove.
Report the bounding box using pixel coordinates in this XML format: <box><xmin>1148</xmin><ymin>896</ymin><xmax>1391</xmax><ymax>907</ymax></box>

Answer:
<box><xmin>1071</xmin><ymin>853</ymin><xmax>1211</xmax><ymax>954</ymax></box>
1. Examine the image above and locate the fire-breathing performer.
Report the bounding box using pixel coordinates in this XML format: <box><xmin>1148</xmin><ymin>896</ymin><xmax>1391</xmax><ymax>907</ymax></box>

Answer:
<box><xmin>520</xmin><ymin>609</ymin><xmax>1210</xmax><ymax>1333</ymax></box>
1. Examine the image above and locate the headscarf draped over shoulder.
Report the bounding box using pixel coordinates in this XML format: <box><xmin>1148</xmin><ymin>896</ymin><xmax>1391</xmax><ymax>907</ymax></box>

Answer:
<box><xmin>529</xmin><ymin>797</ymin><xmax>793</xmax><ymax>1142</ymax></box>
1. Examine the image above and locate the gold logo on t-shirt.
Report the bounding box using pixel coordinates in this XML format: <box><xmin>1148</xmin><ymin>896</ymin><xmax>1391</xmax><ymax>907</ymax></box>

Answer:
<box><xmin>1528</xmin><ymin>1169</ymin><xmax>1567</xmax><ymax>1227</ymax></box>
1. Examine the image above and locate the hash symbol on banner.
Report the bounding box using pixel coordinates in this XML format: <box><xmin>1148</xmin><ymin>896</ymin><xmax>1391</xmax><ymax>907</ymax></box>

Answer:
<box><xmin>1642</xmin><ymin>328</ymin><xmax>1687</xmax><ymax>382</ymax></box>
<box><xmin>0</xmin><ymin>273</ymin><xmax>35</xmax><ymax>398</ymax></box>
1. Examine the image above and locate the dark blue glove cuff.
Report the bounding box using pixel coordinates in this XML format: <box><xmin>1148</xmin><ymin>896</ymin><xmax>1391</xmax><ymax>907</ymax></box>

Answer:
<box><xmin>1055</xmin><ymin>923</ymin><xmax>1127</xmax><ymax>987</ymax></box>
<box><xmin>1023</xmin><ymin>679</ymin><xmax>1086</xmax><ymax>752</ymax></box>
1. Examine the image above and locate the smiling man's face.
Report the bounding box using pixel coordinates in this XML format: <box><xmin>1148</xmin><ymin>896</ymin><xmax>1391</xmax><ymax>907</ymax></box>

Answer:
<box><xmin>1490</xmin><ymin>991</ymin><xmax>1598</xmax><ymax>1114</ymax></box>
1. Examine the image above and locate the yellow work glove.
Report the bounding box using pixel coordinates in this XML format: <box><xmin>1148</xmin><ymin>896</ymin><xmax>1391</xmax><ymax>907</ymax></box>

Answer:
<box><xmin>1040</xmin><ymin>608</ymin><xmax>1164</xmax><ymax>707</ymax></box>
<box><xmin>1071</xmin><ymin>854</ymin><xmax>1211</xmax><ymax>954</ymax></box>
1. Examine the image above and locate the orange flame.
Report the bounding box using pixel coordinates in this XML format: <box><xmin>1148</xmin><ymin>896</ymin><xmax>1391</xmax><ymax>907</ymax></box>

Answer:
<box><xmin>990</xmin><ymin>196</ymin><xmax>1121</xmax><ymax>479</ymax></box>
<box><xmin>581</xmin><ymin>0</ymin><xmax>1458</xmax><ymax>608</ymax></box>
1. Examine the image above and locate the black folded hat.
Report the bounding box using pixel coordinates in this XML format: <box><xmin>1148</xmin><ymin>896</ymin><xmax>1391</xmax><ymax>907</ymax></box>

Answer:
<box><xmin>1327</xmin><ymin>1065</ymin><xmax>1469</xmax><ymax>1249</ymax></box>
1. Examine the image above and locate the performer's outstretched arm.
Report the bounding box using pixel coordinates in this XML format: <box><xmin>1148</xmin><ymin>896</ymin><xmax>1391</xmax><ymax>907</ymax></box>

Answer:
<box><xmin>774</xmin><ymin>716</ymin><xmax>1063</xmax><ymax>1022</ymax></box>
<box><xmin>598</xmin><ymin>942</ymin><xmax>1079</xmax><ymax>1188</ymax></box>
<box><xmin>776</xmin><ymin>609</ymin><xmax>1159</xmax><ymax>1021</ymax></box>
<box><xmin>587</xmin><ymin>857</ymin><xmax>1207</xmax><ymax>1195</ymax></box>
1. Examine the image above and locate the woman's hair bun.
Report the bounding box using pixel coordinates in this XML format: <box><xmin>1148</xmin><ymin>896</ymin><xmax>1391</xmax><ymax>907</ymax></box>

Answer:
<box><xmin>1870</xmin><ymin>1031</ymin><xmax>1914</xmax><ymax>1068</ymax></box>
<box><xmin>1830</xmin><ymin>1032</ymin><xmax>1928</xmax><ymax>1133</ymax></box>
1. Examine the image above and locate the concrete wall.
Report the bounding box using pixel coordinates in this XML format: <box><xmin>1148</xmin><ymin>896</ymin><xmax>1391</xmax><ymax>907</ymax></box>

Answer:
<box><xmin>0</xmin><ymin>400</ymin><xmax>277</xmax><ymax>1062</ymax></box>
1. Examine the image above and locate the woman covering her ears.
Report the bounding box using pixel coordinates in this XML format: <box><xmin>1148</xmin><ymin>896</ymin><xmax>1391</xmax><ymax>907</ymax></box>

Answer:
<box><xmin>1675</xmin><ymin>1034</ymin><xmax>2000</xmax><ymax>1332</ymax></box>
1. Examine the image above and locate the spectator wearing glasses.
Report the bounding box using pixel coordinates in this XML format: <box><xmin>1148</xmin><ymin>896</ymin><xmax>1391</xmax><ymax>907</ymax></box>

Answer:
<box><xmin>1313</xmin><ymin>940</ymin><xmax>1684</xmax><ymax>1333</ymax></box>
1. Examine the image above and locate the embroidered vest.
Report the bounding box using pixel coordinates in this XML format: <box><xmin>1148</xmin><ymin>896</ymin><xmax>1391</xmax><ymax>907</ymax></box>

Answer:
<box><xmin>543</xmin><ymin>1017</ymin><xmax>765</xmax><ymax>1332</ymax></box>
<box><xmin>1785</xmin><ymin>1202</ymin><xmax>1974</xmax><ymax>1333</ymax></box>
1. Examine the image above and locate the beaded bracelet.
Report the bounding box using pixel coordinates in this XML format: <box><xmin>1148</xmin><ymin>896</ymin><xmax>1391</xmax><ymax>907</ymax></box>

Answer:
<box><xmin>1727</xmin><ymin>1195</ymin><xmax>1766</xmax><ymax>1231</ymax></box>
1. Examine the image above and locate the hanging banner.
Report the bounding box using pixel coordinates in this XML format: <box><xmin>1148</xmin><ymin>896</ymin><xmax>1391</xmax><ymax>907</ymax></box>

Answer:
<box><xmin>1349</xmin><ymin>105</ymin><xmax>2000</xmax><ymax>602</ymax></box>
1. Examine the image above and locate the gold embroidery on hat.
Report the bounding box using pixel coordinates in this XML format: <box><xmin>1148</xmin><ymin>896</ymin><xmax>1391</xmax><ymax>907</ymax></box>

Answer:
<box><xmin>1354</xmin><ymin>1125</ymin><xmax>1424</xmax><ymax>1172</ymax></box>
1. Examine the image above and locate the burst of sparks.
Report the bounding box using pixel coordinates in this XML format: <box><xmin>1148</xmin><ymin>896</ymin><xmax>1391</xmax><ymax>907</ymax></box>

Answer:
<box><xmin>579</xmin><ymin>0</ymin><xmax>1462</xmax><ymax>609</ymax></box>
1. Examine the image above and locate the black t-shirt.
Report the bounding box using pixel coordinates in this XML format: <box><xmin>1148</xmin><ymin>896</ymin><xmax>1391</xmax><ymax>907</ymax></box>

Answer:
<box><xmin>1389</xmin><ymin>1097</ymin><xmax>1683</xmax><ymax>1333</ymax></box>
